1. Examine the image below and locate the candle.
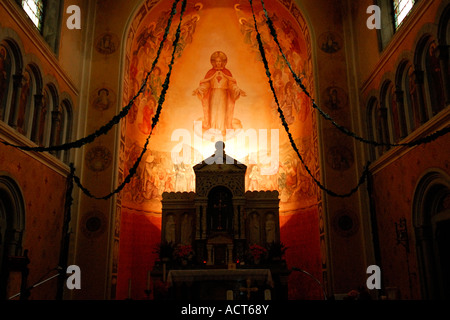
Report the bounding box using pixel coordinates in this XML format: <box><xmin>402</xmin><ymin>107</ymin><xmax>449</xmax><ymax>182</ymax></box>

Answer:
<box><xmin>147</xmin><ymin>270</ymin><xmax>151</xmax><ymax>290</ymax></box>
<box><xmin>128</xmin><ymin>279</ymin><xmax>131</xmax><ymax>299</ymax></box>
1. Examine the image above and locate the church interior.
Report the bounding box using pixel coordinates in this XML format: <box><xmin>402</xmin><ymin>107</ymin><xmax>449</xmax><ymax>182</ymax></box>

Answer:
<box><xmin>0</xmin><ymin>0</ymin><xmax>449</xmax><ymax>301</ymax></box>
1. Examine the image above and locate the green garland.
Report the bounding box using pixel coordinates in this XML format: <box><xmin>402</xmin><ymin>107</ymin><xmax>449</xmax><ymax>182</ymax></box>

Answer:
<box><xmin>249</xmin><ymin>0</ymin><xmax>371</xmax><ymax>198</ymax></box>
<box><xmin>1</xmin><ymin>0</ymin><xmax>182</xmax><ymax>153</ymax></box>
<box><xmin>72</xmin><ymin>0</ymin><xmax>188</xmax><ymax>200</ymax></box>
<box><xmin>258</xmin><ymin>0</ymin><xmax>449</xmax><ymax>148</ymax></box>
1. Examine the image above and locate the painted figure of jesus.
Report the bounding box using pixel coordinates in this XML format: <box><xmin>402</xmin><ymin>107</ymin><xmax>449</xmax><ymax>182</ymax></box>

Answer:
<box><xmin>193</xmin><ymin>51</ymin><xmax>246</xmax><ymax>135</ymax></box>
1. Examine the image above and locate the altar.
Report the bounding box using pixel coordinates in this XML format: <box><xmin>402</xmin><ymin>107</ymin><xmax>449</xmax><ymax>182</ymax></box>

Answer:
<box><xmin>151</xmin><ymin>143</ymin><xmax>290</xmax><ymax>300</ymax></box>
<box><xmin>166</xmin><ymin>269</ymin><xmax>274</xmax><ymax>300</ymax></box>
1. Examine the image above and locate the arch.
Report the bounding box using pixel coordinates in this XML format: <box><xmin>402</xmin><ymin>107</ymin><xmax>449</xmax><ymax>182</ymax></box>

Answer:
<box><xmin>0</xmin><ymin>38</ymin><xmax>22</xmax><ymax>124</ymax></box>
<box><xmin>33</xmin><ymin>83</ymin><xmax>57</xmax><ymax>147</ymax></box>
<box><xmin>395</xmin><ymin>59</ymin><xmax>414</xmax><ymax>135</ymax></box>
<box><xmin>413</xmin><ymin>169</ymin><xmax>450</xmax><ymax>299</ymax></box>
<box><xmin>378</xmin><ymin>80</ymin><xmax>393</xmax><ymax>151</ymax></box>
<box><xmin>365</xmin><ymin>96</ymin><xmax>378</xmax><ymax>160</ymax></box>
<box><xmin>0</xmin><ymin>174</ymin><xmax>26</xmax><ymax>299</ymax></box>
<box><xmin>58</xmin><ymin>98</ymin><xmax>73</xmax><ymax>163</ymax></box>
<box><xmin>0</xmin><ymin>38</ymin><xmax>24</xmax><ymax>72</ymax></box>
<box><xmin>437</xmin><ymin>3</ymin><xmax>450</xmax><ymax>105</ymax></box>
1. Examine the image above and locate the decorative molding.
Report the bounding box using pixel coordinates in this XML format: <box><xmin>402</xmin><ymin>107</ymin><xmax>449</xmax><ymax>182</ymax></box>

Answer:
<box><xmin>0</xmin><ymin>120</ymin><xmax>69</xmax><ymax>177</ymax></box>
<box><xmin>370</xmin><ymin>105</ymin><xmax>450</xmax><ymax>175</ymax></box>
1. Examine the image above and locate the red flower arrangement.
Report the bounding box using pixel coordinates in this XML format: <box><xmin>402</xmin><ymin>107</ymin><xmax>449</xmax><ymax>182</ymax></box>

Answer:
<box><xmin>249</xmin><ymin>244</ymin><xmax>267</xmax><ymax>263</ymax></box>
<box><xmin>174</xmin><ymin>245</ymin><xmax>194</xmax><ymax>261</ymax></box>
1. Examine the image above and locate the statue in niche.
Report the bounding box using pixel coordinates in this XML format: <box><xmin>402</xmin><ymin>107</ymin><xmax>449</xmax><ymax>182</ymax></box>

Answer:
<box><xmin>181</xmin><ymin>214</ymin><xmax>192</xmax><ymax>245</ymax></box>
<box><xmin>193</xmin><ymin>51</ymin><xmax>246</xmax><ymax>135</ymax></box>
<box><xmin>249</xmin><ymin>213</ymin><xmax>260</xmax><ymax>245</ymax></box>
<box><xmin>427</xmin><ymin>41</ymin><xmax>446</xmax><ymax>114</ymax></box>
<box><xmin>17</xmin><ymin>71</ymin><xmax>31</xmax><ymax>133</ymax></box>
<box><xmin>407</xmin><ymin>68</ymin><xmax>421</xmax><ymax>130</ymax></box>
<box><xmin>265</xmin><ymin>214</ymin><xmax>275</xmax><ymax>244</ymax></box>
<box><xmin>37</xmin><ymin>92</ymin><xmax>48</xmax><ymax>146</ymax></box>
<box><xmin>0</xmin><ymin>46</ymin><xmax>10</xmax><ymax>118</ymax></box>
<box><xmin>165</xmin><ymin>215</ymin><xmax>176</xmax><ymax>244</ymax></box>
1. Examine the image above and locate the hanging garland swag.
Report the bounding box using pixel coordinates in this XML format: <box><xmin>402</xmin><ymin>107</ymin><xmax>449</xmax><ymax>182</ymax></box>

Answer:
<box><xmin>1</xmin><ymin>0</ymin><xmax>448</xmax><ymax>200</ymax></box>
<box><xmin>73</xmin><ymin>0</ymin><xmax>188</xmax><ymax>200</ymax></box>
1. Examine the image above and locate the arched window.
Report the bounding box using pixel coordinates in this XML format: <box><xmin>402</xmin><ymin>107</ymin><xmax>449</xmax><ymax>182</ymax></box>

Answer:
<box><xmin>19</xmin><ymin>0</ymin><xmax>63</xmax><ymax>52</ymax></box>
<box><xmin>424</xmin><ymin>39</ymin><xmax>446</xmax><ymax>115</ymax></box>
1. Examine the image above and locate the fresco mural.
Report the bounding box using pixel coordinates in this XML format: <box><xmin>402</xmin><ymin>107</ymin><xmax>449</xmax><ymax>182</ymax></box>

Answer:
<box><xmin>120</xmin><ymin>0</ymin><xmax>317</xmax><ymax>213</ymax></box>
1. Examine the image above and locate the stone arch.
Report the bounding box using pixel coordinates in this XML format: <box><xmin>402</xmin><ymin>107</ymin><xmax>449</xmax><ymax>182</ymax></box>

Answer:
<box><xmin>0</xmin><ymin>37</ymin><xmax>23</xmax><ymax>124</ymax></box>
<box><xmin>413</xmin><ymin>169</ymin><xmax>450</xmax><ymax>299</ymax></box>
<box><xmin>0</xmin><ymin>174</ymin><xmax>26</xmax><ymax>299</ymax></box>
<box><xmin>437</xmin><ymin>1</ymin><xmax>450</xmax><ymax>45</ymax></box>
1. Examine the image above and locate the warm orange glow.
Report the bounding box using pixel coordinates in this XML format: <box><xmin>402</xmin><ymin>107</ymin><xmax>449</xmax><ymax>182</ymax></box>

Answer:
<box><xmin>120</xmin><ymin>0</ymin><xmax>318</xmax><ymax>213</ymax></box>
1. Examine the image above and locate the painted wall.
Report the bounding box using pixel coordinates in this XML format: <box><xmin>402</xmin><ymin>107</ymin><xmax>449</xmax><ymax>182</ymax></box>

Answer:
<box><xmin>0</xmin><ymin>144</ymin><xmax>67</xmax><ymax>299</ymax></box>
<box><xmin>116</xmin><ymin>0</ymin><xmax>322</xmax><ymax>300</ymax></box>
<box><xmin>0</xmin><ymin>0</ymin><xmax>84</xmax><ymax>300</ymax></box>
<box><xmin>351</xmin><ymin>0</ymin><xmax>450</xmax><ymax>299</ymax></box>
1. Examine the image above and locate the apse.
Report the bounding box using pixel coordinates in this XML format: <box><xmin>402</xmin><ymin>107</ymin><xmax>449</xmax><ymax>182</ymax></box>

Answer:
<box><xmin>120</xmin><ymin>0</ymin><xmax>317</xmax><ymax>212</ymax></box>
<box><xmin>117</xmin><ymin>0</ymin><xmax>321</xmax><ymax>300</ymax></box>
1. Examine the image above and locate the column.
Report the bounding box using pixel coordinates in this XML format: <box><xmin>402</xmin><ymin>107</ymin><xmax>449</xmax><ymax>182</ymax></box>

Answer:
<box><xmin>394</xmin><ymin>88</ymin><xmax>407</xmax><ymax>137</ymax></box>
<box><xmin>30</xmin><ymin>93</ymin><xmax>43</xmax><ymax>142</ymax></box>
